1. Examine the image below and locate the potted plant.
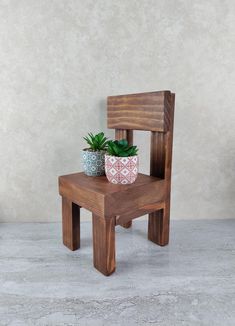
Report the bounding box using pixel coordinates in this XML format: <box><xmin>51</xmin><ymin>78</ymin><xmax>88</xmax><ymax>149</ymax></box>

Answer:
<box><xmin>105</xmin><ymin>139</ymin><xmax>139</xmax><ymax>184</ymax></box>
<box><xmin>82</xmin><ymin>132</ymin><xmax>109</xmax><ymax>176</ymax></box>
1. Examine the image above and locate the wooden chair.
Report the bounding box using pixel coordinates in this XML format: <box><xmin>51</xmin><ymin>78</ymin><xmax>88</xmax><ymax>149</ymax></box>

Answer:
<box><xmin>58</xmin><ymin>90</ymin><xmax>175</xmax><ymax>276</ymax></box>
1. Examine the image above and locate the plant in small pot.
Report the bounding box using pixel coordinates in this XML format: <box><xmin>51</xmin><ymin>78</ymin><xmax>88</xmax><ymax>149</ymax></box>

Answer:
<box><xmin>82</xmin><ymin>132</ymin><xmax>109</xmax><ymax>176</ymax></box>
<box><xmin>105</xmin><ymin>139</ymin><xmax>139</xmax><ymax>184</ymax></box>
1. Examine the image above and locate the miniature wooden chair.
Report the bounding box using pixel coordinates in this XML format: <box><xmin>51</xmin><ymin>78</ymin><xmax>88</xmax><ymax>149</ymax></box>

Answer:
<box><xmin>59</xmin><ymin>90</ymin><xmax>175</xmax><ymax>276</ymax></box>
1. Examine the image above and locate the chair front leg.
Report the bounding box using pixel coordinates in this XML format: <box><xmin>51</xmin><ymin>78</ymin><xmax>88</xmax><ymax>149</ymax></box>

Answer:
<box><xmin>62</xmin><ymin>197</ymin><xmax>80</xmax><ymax>251</ymax></box>
<box><xmin>148</xmin><ymin>199</ymin><xmax>170</xmax><ymax>246</ymax></box>
<box><xmin>92</xmin><ymin>214</ymin><xmax>116</xmax><ymax>276</ymax></box>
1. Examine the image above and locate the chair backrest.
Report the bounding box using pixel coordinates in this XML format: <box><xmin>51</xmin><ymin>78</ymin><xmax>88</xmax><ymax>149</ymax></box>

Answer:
<box><xmin>107</xmin><ymin>91</ymin><xmax>175</xmax><ymax>184</ymax></box>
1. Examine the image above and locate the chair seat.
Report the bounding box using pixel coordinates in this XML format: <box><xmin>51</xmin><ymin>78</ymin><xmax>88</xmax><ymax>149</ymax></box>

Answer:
<box><xmin>59</xmin><ymin>172</ymin><xmax>166</xmax><ymax>222</ymax></box>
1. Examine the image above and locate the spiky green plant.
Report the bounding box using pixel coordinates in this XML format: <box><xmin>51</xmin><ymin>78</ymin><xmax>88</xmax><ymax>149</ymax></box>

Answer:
<box><xmin>107</xmin><ymin>139</ymin><xmax>138</xmax><ymax>157</ymax></box>
<box><xmin>83</xmin><ymin>132</ymin><xmax>109</xmax><ymax>151</ymax></box>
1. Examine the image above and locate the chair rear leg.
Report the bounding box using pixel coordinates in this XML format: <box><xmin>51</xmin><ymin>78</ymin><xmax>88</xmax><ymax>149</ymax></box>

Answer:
<box><xmin>120</xmin><ymin>221</ymin><xmax>132</xmax><ymax>228</ymax></box>
<box><xmin>148</xmin><ymin>200</ymin><xmax>170</xmax><ymax>246</ymax></box>
<box><xmin>62</xmin><ymin>197</ymin><xmax>80</xmax><ymax>251</ymax></box>
<box><xmin>92</xmin><ymin>214</ymin><xmax>116</xmax><ymax>276</ymax></box>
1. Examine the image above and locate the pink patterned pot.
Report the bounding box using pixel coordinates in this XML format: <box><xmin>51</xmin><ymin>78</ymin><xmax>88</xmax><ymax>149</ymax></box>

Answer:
<box><xmin>105</xmin><ymin>154</ymin><xmax>138</xmax><ymax>184</ymax></box>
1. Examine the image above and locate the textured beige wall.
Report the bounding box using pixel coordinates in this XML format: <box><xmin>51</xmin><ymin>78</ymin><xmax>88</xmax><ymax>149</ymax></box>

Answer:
<box><xmin>0</xmin><ymin>0</ymin><xmax>234</xmax><ymax>222</ymax></box>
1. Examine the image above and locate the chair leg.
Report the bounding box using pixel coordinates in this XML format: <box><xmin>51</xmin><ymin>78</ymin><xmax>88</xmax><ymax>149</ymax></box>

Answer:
<box><xmin>92</xmin><ymin>214</ymin><xmax>116</xmax><ymax>276</ymax></box>
<box><xmin>120</xmin><ymin>221</ymin><xmax>132</xmax><ymax>228</ymax></box>
<box><xmin>62</xmin><ymin>197</ymin><xmax>80</xmax><ymax>251</ymax></box>
<box><xmin>148</xmin><ymin>200</ymin><xmax>170</xmax><ymax>246</ymax></box>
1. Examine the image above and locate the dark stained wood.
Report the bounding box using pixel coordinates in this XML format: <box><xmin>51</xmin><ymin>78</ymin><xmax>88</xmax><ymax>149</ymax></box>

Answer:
<box><xmin>60</xmin><ymin>172</ymin><xmax>161</xmax><ymax>196</ymax></box>
<box><xmin>115</xmin><ymin>129</ymin><xmax>133</xmax><ymax>146</ymax></box>
<box><xmin>148</xmin><ymin>200</ymin><xmax>170</xmax><ymax>246</ymax></box>
<box><xmin>150</xmin><ymin>132</ymin><xmax>165</xmax><ymax>178</ymax></box>
<box><xmin>59</xmin><ymin>172</ymin><xmax>166</xmax><ymax>218</ymax></box>
<box><xmin>59</xmin><ymin>174</ymin><xmax>105</xmax><ymax>217</ymax></box>
<box><xmin>105</xmin><ymin>178</ymin><xmax>166</xmax><ymax>217</ymax></box>
<box><xmin>92</xmin><ymin>214</ymin><xmax>115</xmax><ymax>276</ymax></box>
<box><xmin>115</xmin><ymin>129</ymin><xmax>133</xmax><ymax>228</ymax></box>
<box><xmin>62</xmin><ymin>197</ymin><xmax>80</xmax><ymax>251</ymax></box>
<box><xmin>116</xmin><ymin>202</ymin><xmax>165</xmax><ymax>226</ymax></box>
<box><xmin>120</xmin><ymin>221</ymin><xmax>132</xmax><ymax>228</ymax></box>
<box><xmin>108</xmin><ymin>91</ymin><xmax>172</xmax><ymax>132</ymax></box>
<box><xmin>148</xmin><ymin>93</ymin><xmax>175</xmax><ymax>246</ymax></box>
<box><xmin>59</xmin><ymin>90</ymin><xmax>175</xmax><ymax>275</ymax></box>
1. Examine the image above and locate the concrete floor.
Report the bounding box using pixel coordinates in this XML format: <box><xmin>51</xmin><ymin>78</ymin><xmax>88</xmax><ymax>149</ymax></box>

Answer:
<box><xmin>0</xmin><ymin>219</ymin><xmax>235</xmax><ymax>325</ymax></box>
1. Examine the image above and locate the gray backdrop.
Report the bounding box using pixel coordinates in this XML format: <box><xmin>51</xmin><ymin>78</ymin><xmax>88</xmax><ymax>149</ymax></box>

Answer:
<box><xmin>0</xmin><ymin>0</ymin><xmax>234</xmax><ymax>222</ymax></box>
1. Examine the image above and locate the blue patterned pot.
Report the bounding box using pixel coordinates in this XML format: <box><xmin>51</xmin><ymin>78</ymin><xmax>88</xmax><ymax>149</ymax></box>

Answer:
<box><xmin>81</xmin><ymin>149</ymin><xmax>105</xmax><ymax>176</ymax></box>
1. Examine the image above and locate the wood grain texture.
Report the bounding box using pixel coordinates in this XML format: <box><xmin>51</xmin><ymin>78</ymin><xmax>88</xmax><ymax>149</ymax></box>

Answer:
<box><xmin>148</xmin><ymin>199</ymin><xmax>170</xmax><ymax>246</ymax></box>
<box><xmin>115</xmin><ymin>129</ymin><xmax>133</xmax><ymax>228</ymax></box>
<box><xmin>150</xmin><ymin>132</ymin><xmax>165</xmax><ymax>179</ymax></box>
<box><xmin>59</xmin><ymin>172</ymin><xmax>166</xmax><ymax>218</ymax></box>
<box><xmin>59</xmin><ymin>90</ymin><xmax>175</xmax><ymax>275</ymax></box>
<box><xmin>62</xmin><ymin>197</ymin><xmax>80</xmax><ymax>251</ymax></box>
<box><xmin>108</xmin><ymin>91</ymin><xmax>172</xmax><ymax>132</ymax></box>
<box><xmin>148</xmin><ymin>93</ymin><xmax>175</xmax><ymax>246</ymax></box>
<box><xmin>92</xmin><ymin>214</ymin><xmax>115</xmax><ymax>276</ymax></box>
<box><xmin>105</xmin><ymin>178</ymin><xmax>166</xmax><ymax>217</ymax></box>
<box><xmin>59</xmin><ymin>174</ymin><xmax>105</xmax><ymax>217</ymax></box>
<box><xmin>116</xmin><ymin>202</ymin><xmax>165</xmax><ymax>226</ymax></box>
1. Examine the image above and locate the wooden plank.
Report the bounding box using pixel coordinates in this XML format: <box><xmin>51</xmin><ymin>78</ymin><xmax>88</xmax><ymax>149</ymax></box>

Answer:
<box><xmin>148</xmin><ymin>93</ymin><xmax>175</xmax><ymax>246</ymax></box>
<box><xmin>62</xmin><ymin>197</ymin><xmax>80</xmax><ymax>251</ymax></box>
<box><xmin>108</xmin><ymin>91</ymin><xmax>172</xmax><ymax>132</ymax></box>
<box><xmin>150</xmin><ymin>132</ymin><xmax>165</xmax><ymax>179</ymax></box>
<box><xmin>59</xmin><ymin>172</ymin><xmax>157</xmax><ymax>195</ymax></box>
<box><xmin>105</xmin><ymin>179</ymin><xmax>166</xmax><ymax>217</ymax></box>
<box><xmin>116</xmin><ymin>202</ymin><xmax>165</xmax><ymax>226</ymax></box>
<box><xmin>92</xmin><ymin>214</ymin><xmax>115</xmax><ymax>276</ymax></box>
<box><xmin>59</xmin><ymin>173</ymin><xmax>165</xmax><ymax>218</ymax></box>
<box><xmin>165</xmin><ymin>93</ymin><xmax>175</xmax><ymax>192</ymax></box>
<box><xmin>59</xmin><ymin>175</ymin><xmax>105</xmax><ymax>217</ymax></box>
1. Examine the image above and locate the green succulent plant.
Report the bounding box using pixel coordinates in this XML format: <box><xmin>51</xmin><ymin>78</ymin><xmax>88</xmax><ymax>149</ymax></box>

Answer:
<box><xmin>83</xmin><ymin>132</ymin><xmax>109</xmax><ymax>151</ymax></box>
<box><xmin>107</xmin><ymin>139</ymin><xmax>138</xmax><ymax>157</ymax></box>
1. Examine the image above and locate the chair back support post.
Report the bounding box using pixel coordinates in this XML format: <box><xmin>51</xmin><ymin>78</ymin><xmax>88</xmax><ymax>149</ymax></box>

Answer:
<box><xmin>115</xmin><ymin>129</ymin><xmax>133</xmax><ymax>145</ymax></box>
<box><xmin>148</xmin><ymin>92</ymin><xmax>175</xmax><ymax>247</ymax></box>
<box><xmin>150</xmin><ymin>93</ymin><xmax>175</xmax><ymax>186</ymax></box>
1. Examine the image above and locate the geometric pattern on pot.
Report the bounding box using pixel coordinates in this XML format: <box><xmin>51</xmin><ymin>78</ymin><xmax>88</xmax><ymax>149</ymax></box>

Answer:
<box><xmin>82</xmin><ymin>150</ymin><xmax>105</xmax><ymax>176</ymax></box>
<box><xmin>105</xmin><ymin>154</ymin><xmax>138</xmax><ymax>184</ymax></box>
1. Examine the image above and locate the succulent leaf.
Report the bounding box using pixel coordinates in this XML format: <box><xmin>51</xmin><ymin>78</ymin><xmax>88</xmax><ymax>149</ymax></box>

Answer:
<box><xmin>83</xmin><ymin>132</ymin><xmax>109</xmax><ymax>151</ymax></box>
<box><xmin>107</xmin><ymin>139</ymin><xmax>138</xmax><ymax>157</ymax></box>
